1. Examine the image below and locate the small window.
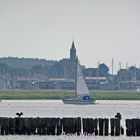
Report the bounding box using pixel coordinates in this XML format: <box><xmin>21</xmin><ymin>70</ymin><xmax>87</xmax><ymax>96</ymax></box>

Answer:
<box><xmin>83</xmin><ymin>96</ymin><xmax>90</xmax><ymax>100</ymax></box>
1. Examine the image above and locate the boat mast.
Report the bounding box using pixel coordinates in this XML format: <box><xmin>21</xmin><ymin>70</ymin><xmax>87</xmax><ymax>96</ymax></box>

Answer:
<box><xmin>76</xmin><ymin>57</ymin><xmax>78</xmax><ymax>96</ymax></box>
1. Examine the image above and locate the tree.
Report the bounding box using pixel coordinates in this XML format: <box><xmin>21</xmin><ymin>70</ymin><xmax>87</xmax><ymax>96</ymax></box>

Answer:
<box><xmin>84</xmin><ymin>68</ymin><xmax>97</xmax><ymax>77</ymax></box>
<box><xmin>14</xmin><ymin>68</ymin><xmax>29</xmax><ymax>77</ymax></box>
<box><xmin>98</xmin><ymin>63</ymin><xmax>109</xmax><ymax>76</ymax></box>
<box><xmin>52</xmin><ymin>62</ymin><xmax>64</xmax><ymax>78</ymax></box>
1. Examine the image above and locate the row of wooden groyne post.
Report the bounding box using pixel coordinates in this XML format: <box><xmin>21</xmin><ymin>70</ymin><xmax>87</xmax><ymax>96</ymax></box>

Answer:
<box><xmin>0</xmin><ymin>116</ymin><xmax>140</xmax><ymax>136</ymax></box>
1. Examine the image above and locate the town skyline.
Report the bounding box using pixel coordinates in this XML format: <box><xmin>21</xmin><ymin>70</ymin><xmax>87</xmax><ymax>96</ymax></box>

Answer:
<box><xmin>0</xmin><ymin>0</ymin><xmax>140</xmax><ymax>74</ymax></box>
<box><xmin>0</xmin><ymin>42</ymin><xmax>140</xmax><ymax>75</ymax></box>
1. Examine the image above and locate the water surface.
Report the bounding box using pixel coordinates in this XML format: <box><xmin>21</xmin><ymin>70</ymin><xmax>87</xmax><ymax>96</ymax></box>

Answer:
<box><xmin>0</xmin><ymin>100</ymin><xmax>140</xmax><ymax>140</ymax></box>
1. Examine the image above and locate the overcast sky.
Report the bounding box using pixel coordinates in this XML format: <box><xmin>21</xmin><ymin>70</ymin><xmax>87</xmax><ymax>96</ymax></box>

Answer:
<box><xmin>0</xmin><ymin>0</ymin><xmax>140</xmax><ymax>73</ymax></box>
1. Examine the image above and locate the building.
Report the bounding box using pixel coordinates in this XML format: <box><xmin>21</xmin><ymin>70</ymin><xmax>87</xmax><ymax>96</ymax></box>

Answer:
<box><xmin>70</xmin><ymin>41</ymin><xmax>77</xmax><ymax>61</ymax></box>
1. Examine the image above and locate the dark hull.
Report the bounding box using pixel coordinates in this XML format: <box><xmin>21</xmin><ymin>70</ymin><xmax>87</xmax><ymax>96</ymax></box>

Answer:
<box><xmin>62</xmin><ymin>95</ymin><xmax>96</xmax><ymax>105</ymax></box>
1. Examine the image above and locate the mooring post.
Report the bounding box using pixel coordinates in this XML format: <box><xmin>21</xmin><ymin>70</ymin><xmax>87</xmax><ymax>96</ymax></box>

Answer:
<box><xmin>0</xmin><ymin>117</ymin><xmax>5</xmax><ymax>135</ymax></box>
<box><xmin>56</xmin><ymin>118</ymin><xmax>62</xmax><ymax>135</ymax></box>
<box><xmin>132</xmin><ymin>119</ymin><xmax>137</xmax><ymax>136</ymax></box>
<box><xmin>50</xmin><ymin>118</ymin><xmax>57</xmax><ymax>135</ymax></box>
<box><xmin>104</xmin><ymin>118</ymin><xmax>109</xmax><ymax>136</ymax></box>
<box><xmin>99</xmin><ymin>118</ymin><xmax>104</xmax><ymax>136</ymax></box>
<box><xmin>114</xmin><ymin>118</ymin><xmax>120</xmax><ymax>136</ymax></box>
<box><xmin>136</xmin><ymin>119</ymin><xmax>140</xmax><ymax>136</ymax></box>
<box><xmin>126</xmin><ymin>119</ymin><xmax>132</xmax><ymax>136</ymax></box>
<box><xmin>36</xmin><ymin>117</ymin><xmax>42</xmax><ymax>135</ymax></box>
<box><xmin>4</xmin><ymin>117</ymin><xmax>9</xmax><ymax>135</ymax></box>
<box><xmin>9</xmin><ymin>118</ymin><xmax>15</xmax><ymax>135</ymax></box>
<box><xmin>83</xmin><ymin>118</ymin><xmax>94</xmax><ymax>135</ymax></box>
<box><xmin>94</xmin><ymin>119</ymin><xmax>98</xmax><ymax>135</ymax></box>
<box><xmin>76</xmin><ymin>117</ymin><xmax>81</xmax><ymax>135</ymax></box>
<box><xmin>110</xmin><ymin>118</ymin><xmax>115</xmax><ymax>136</ymax></box>
<box><xmin>62</xmin><ymin>118</ymin><xmax>77</xmax><ymax>134</ymax></box>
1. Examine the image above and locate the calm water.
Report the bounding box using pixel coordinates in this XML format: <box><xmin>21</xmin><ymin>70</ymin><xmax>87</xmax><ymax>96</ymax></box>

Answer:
<box><xmin>0</xmin><ymin>100</ymin><xmax>140</xmax><ymax>140</ymax></box>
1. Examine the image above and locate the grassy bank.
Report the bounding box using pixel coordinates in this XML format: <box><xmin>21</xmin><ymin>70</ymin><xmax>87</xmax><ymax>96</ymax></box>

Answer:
<box><xmin>91</xmin><ymin>91</ymin><xmax>140</xmax><ymax>100</ymax></box>
<box><xmin>0</xmin><ymin>90</ymin><xmax>75</xmax><ymax>100</ymax></box>
<box><xmin>0</xmin><ymin>90</ymin><xmax>140</xmax><ymax>100</ymax></box>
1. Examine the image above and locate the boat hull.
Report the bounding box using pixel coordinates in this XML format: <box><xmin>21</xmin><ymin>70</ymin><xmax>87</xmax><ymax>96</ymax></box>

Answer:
<box><xmin>62</xmin><ymin>95</ymin><xmax>96</xmax><ymax>105</ymax></box>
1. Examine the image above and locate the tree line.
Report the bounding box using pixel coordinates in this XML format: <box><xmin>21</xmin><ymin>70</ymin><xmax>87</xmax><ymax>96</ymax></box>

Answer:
<box><xmin>0</xmin><ymin>57</ymin><xmax>140</xmax><ymax>80</ymax></box>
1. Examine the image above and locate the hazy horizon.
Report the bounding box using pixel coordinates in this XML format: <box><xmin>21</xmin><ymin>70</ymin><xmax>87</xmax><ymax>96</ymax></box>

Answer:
<box><xmin>0</xmin><ymin>0</ymin><xmax>140</xmax><ymax>73</ymax></box>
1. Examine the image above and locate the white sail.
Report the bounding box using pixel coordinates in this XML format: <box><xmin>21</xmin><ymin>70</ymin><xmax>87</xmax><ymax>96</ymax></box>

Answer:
<box><xmin>77</xmin><ymin>62</ymin><xmax>89</xmax><ymax>95</ymax></box>
<box><xmin>62</xmin><ymin>60</ymin><xmax>95</xmax><ymax>104</ymax></box>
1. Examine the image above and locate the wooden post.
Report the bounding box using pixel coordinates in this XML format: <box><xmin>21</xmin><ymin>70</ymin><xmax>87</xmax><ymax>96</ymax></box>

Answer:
<box><xmin>50</xmin><ymin>118</ymin><xmax>57</xmax><ymax>135</ymax></box>
<box><xmin>110</xmin><ymin>118</ymin><xmax>115</xmax><ymax>136</ymax></box>
<box><xmin>104</xmin><ymin>118</ymin><xmax>109</xmax><ymax>136</ymax></box>
<box><xmin>99</xmin><ymin>118</ymin><xmax>104</xmax><ymax>136</ymax></box>
<box><xmin>36</xmin><ymin>117</ymin><xmax>42</xmax><ymax>135</ymax></box>
<box><xmin>94</xmin><ymin>119</ymin><xmax>98</xmax><ymax>135</ymax></box>
<box><xmin>0</xmin><ymin>117</ymin><xmax>5</xmax><ymax>135</ymax></box>
<box><xmin>136</xmin><ymin>119</ymin><xmax>140</xmax><ymax>136</ymax></box>
<box><xmin>132</xmin><ymin>119</ymin><xmax>137</xmax><ymax>136</ymax></box>
<box><xmin>0</xmin><ymin>117</ymin><xmax>10</xmax><ymax>135</ymax></box>
<box><xmin>82</xmin><ymin>118</ymin><xmax>87</xmax><ymax>134</ymax></box>
<box><xmin>114</xmin><ymin>118</ymin><xmax>120</xmax><ymax>136</ymax></box>
<box><xmin>4</xmin><ymin>118</ymin><xmax>9</xmax><ymax>135</ymax></box>
<box><xmin>126</xmin><ymin>119</ymin><xmax>132</xmax><ymax>136</ymax></box>
<box><xmin>40</xmin><ymin>118</ymin><xmax>47</xmax><ymax>135</ymax></box>
<box><xmin>56</xmin><ymin>118</ymin><xmax>62</xmax><ymax>135</ymax></box>
<box><xmin>18</xmin><ymin>118</ymin><xmax>24</xmax><ymax>135</ymax></box>
<box><xmin>76</xmin><ymin>117</ymin><xmax>81</xmax><ymax>135</ymax></box>
<box><xmin>30</xmin><ymin>117</ymin><xmax>37</xmax><ymax>135</ymax></box>
<box><xmin>9</xmin><ymin>118</ymin><xmax>15</xmax><ymax>135</ymax></box>
<box><xmin>62</xmin><ymin>118</ymin><xmax>77</xmax><ymax>134</ymax></box>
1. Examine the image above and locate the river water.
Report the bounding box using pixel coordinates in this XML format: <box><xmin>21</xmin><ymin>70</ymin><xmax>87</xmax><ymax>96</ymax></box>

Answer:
<box><xmin>0</xmin><ymin>100</ymin><xmax>140</xmax><ymax>140</ymax></box>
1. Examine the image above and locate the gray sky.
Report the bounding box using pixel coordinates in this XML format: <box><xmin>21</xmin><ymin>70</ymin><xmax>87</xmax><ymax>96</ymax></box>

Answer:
<box><xmin>0</xmin><ymin>0</ymin><xmax>140</xmax><ymax>73</ymax></box>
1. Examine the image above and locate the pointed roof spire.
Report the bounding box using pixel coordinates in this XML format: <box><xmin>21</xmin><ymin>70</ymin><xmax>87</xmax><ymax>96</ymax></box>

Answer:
<box><xmin>70</xmin><ymin>40</ymin><xmax>76</xmax><ymax>61</ymax></box>
<box><xmin>71</xmin><ymin>40</ymin><xmax>76</xmax><ymax>50</ymax></box>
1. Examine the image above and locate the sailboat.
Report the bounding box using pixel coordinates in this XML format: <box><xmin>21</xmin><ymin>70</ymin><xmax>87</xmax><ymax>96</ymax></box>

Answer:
<box><xmin>62</xmin><ymin>61</ymin><xmax>96</xmax><ymax>104</ymax></box>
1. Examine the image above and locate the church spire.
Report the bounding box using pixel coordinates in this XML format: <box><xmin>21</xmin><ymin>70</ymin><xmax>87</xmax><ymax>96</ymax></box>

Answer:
<box><xmin>70</xmin><ymin>41</ymin><xmax>76</xmax><ymax>61</ymax></box>
<box><xmin>71</xmin><ymin>41</ymin><xmax>75</xmax><ymax>49</ymax></box>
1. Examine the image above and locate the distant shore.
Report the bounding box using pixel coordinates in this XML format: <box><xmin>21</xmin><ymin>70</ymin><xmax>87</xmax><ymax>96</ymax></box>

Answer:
<box><xmin>0</xmin><ymin>89</ymin><xmax>140</xmax><ymax>100</ymax></box>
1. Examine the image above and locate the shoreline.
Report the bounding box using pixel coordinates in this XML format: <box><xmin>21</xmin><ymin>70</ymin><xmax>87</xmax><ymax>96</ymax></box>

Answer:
<box><xmin>0</xmin><ymin>89</ymin><xmax>140</xmax><ymax>100</ymax></box>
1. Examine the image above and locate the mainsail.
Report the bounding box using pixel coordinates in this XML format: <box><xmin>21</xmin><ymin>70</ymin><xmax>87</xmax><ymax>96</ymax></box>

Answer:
<box><xmin>76</xmin><ymin>62</ymin><xmax>89</xmax><ymax>95</ymax></box>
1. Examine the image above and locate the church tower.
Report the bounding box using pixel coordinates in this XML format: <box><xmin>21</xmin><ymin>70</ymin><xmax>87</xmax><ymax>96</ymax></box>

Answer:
<box><xmin>70</xmin><ymin>41</ymin><xmax>76</xmax><ymax>61</ymax></box>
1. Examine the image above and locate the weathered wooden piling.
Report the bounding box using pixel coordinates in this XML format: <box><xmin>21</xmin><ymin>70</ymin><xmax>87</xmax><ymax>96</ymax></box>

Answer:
<box><xmin>1</xmin><ymin>116</ymin><xmax>140</xmax><ymax>136</ymax></box>
<box><xmin>110</xmin><ymin>118</ymin><xmax>115</xmax><ymax>136</ymax></box>
<box><xmin>97</xmin><ymin>118</ymin><xmax>109</xmax><ymax>136</ymax></box>
<box><xmin>9</xmin><ymin>118</ymin><xmax>15</xmax><ymax>135</ymax></box>
<box><xmin>110</xmin><ymin>118</ymin><xmax>121</xmax><ymax>136</ymax></box>
<box><xmin>35</xmin><ymin>117</ymin><xmax>41</xmax><ymax>135</ymax></box>
<box><xmin>50</xmin><ymin>118</ymin><xmax>57</xmax><ymax>135</ymax></box>
<box><xmin>62</xmin><ymin>118</ymin><xmax>77</xmax><ymax>134</ymax></box>
<box><xmin>42</xmin><ymin>118</ymin><xmax>47</xmax><ymax>135</ymax></box>
<box><xmin>75</xmin><ymin>117</ymin><xmax>81</xmax><ymax>135</ymax></box>
<box><xmin>131</xmin><ymin>119</ymin><xmax>136</xmax><ymax>136</ymax></box>
<box><xmin>83</xmin><ymin>118</ymin><xmax>94</xmax><ymax>135</ymax></box>
<box><xmin>114</xmin><ymin>118</ymin><xmax>120</xmax><ymax>136</ymax></box>
<box><xmin>135</xmin><ymin>119</ymin><xmax>140</xmax><ymax>136</ymax></box>
<box><xmin>126</xmin><ymin>118</ymin><xmax>140</xmax><ymax>136</ymax></box>
<box><xmin>56</xmin><ymin>118</ymin><xmax>62</xmax><ymax>135</ymax></box>
<box><xmin>104</xmin><ymin>118</ymin><xmax>109</xmax><ymax>136</ymax></box>
<box><xmin>94</xmin><ymin>119</ymin><xmax>98</xmax><ymax>135</ymax></box>
<box><xmin>126</xmin><ymin>119</ymin><xmax>134</xmax><ymax>136</ymax></box>
<box><xmin>15</xmin><ymin>117</ymin><xmax>23</xmax><ymax>135</ymax></box>
<box><xmin>40</xmin><ymin>118</ymin><xmax>57</xmax><ymax>135</ymax></box>
<box><xmin>0</xmin><ymin>117</ymin><xmax>9</xmax><ymax>135</ymax></box>
<box><xmin>99</xmin><ymin>118</ymin><xmax>104</xmax><ymax>136</ymax></box>
<box><xmin>82</xmin><ymin>118</ymin><xmax>108</xmax><ymax>136</ymax></box>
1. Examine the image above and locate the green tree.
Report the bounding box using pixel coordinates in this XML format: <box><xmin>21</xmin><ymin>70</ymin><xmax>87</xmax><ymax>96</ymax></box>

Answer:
<box><xmin>0</xmin><ymin>63</ymin><xmax>9</xmax><ymax>73</ymax></box>
<box><xmin>98</xmin><ymin>63</ymin><xmax>109</xmax><ymax>76</ymax></box>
